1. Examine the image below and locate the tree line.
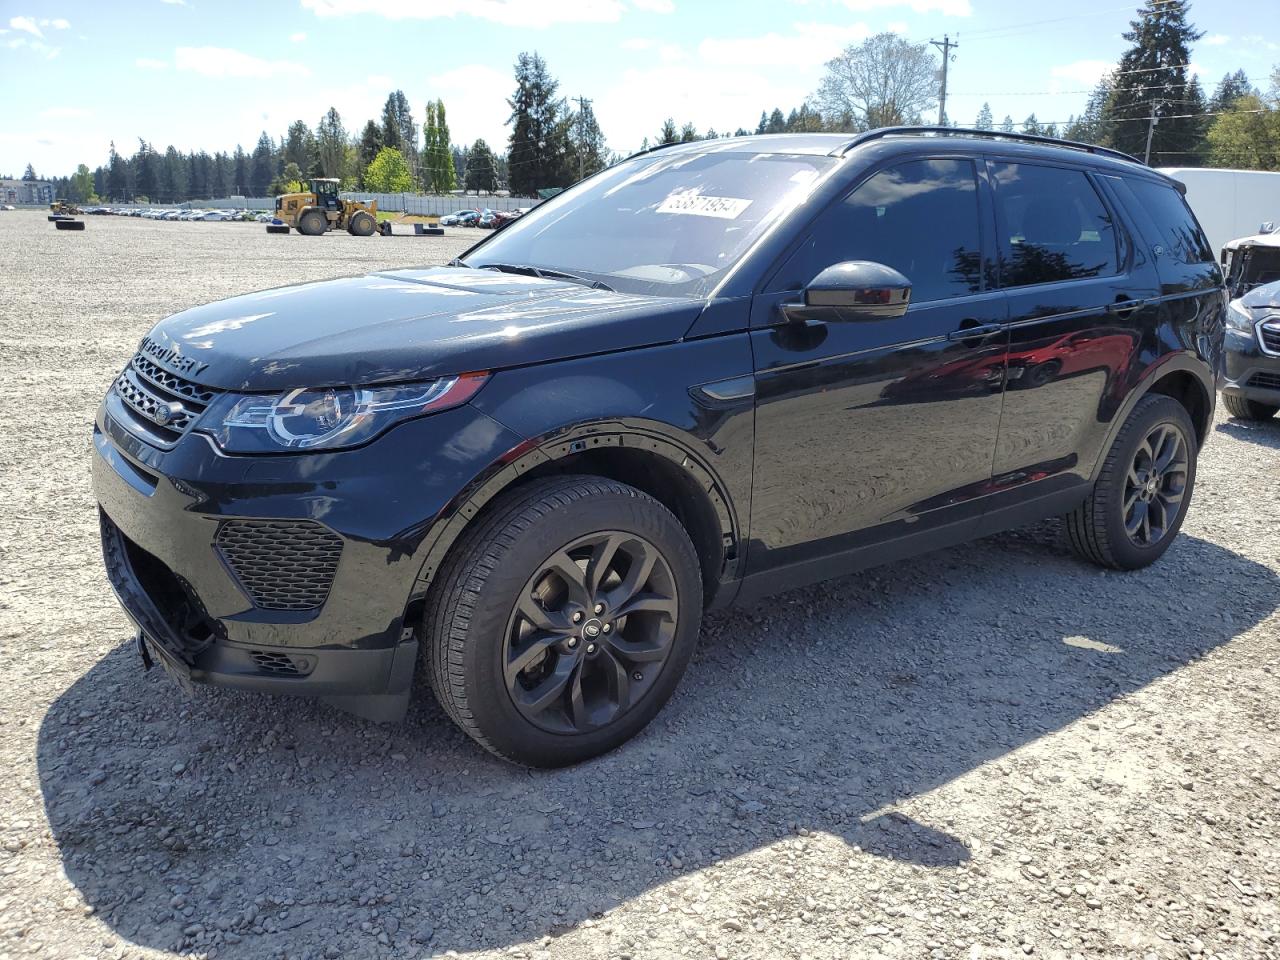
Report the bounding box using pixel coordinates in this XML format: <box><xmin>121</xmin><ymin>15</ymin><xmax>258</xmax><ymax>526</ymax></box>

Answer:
<box><xmin>24</xmin><ymin>0</ymin><xmax>1280</xmax><ymax>204</ymax></box>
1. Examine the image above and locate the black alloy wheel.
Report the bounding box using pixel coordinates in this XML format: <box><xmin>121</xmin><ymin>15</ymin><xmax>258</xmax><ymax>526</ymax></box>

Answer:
<box><xmin>503</xmin><ymin>531</ymin><xmax>679</xmax><ymax>734</ymax></box>
<box><xmin>426</xmin><ymin>475</ymin><xmax>702</xmax><ymax>767</ymax></box>
<box><xmin>1122</xmin><ymin>422</ymin><xmax>1189</xmax><ymax>547</ymax></box>
<box><xmin>1066</xmin><ymin>393</ymin><xmax>1198</xmax><ymax>570</ymax></box>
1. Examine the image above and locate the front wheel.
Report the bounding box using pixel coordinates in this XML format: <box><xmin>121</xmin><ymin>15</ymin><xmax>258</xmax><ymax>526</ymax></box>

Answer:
<box><xmin>1066</xmin><ymin>394</ymin><xmax>1197</xmax><ymax>570</ymax></box>
<box><xmin>426</xmin><ymin>476</ymin><xmax>702</xmax><ymax>767</ymax></box>
<box><xmin>1222</xmin><ymin>392</ymin><xmax>1278</xmax><ymax>421</ymax></box>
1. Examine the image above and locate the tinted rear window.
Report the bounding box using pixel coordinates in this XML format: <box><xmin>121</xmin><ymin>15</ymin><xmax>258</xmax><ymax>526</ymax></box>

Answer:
<box><xmin>1123</xmin><ymin>178</ymin><xmax>1215</xmax><ymax>265</ymax></box>
<box><xmin>990</xmin><ymin>162</ymin><xmax>1120</xmax><ymax>288</ymax></box>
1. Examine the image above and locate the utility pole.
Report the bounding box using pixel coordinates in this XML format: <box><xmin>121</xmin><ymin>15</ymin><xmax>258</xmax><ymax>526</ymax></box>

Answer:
<box><xmin>930</xmin><ymin>35</ymin><xmax>958</xmax><ymax>126</ymax></box>
<box><xmin>1144</xmin><ymin>102</ymin><xmax>1161</xmax><ymax>165</ymax></box>
<box><xmin>573</xmin><ymin>95</ymin><xmax>592</xmax><ymax>181</ymax></box>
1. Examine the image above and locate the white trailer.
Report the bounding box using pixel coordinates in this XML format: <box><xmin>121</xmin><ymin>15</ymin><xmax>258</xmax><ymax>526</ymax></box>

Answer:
<box><xmin>1157</xmin><ymin>167</ymin><xmax>1280</xmax><ymax>255</ymax></box>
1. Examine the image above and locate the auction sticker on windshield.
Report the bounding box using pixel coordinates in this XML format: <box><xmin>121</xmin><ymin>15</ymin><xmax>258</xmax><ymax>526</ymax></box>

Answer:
<box><xmin>656</xmin><ymin>192</ymin><xmax>752</xmax><ymax>219</ymax></box>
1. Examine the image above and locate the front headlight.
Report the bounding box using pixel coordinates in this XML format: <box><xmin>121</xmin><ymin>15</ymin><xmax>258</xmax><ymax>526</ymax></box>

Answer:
<box><xmin>1226</xmin><ymin>300</ymin><xmax>1256</xmax><ymax>334</ymax></box>
<box><xmin>199</xmin><ymin>373</ymin><xmax>488</xmax><ymax>453</ymax></box>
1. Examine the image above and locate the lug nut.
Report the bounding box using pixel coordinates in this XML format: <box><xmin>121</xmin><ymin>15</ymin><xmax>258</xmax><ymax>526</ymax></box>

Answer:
<box><xmin>572</xmin><ymin>611</ymin><xmax>583</xmax><ymax>623</ymax></box>
<box><xmin>586</xmin><ymin>643</ymin><xmax>597</xmax><ymax>654</ymax></box>
<box><xmin>594</xmin><ymin>603</ymin><xmax>604</xmax><ymax>614</ymax></box>
<box><xmin>567</xmin><ymin>637</ymin><xmax>579</xmax><ymax>649</ymax></box>
<box><xmin>602</xmin><ymin>623</ymin><xmax>612</xmax><ymax>633</ymax></box>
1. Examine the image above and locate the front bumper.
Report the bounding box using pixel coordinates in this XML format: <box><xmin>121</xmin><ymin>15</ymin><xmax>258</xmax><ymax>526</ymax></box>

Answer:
<box><xmin>93</xmin><ymin>395</ymin><xmax>523</xmax><ymax>718</ymax></box>
<box><xmin>1221</xmin><ymin>324</ymin><xmax>1280</xmax><ymax>406</ymax></box>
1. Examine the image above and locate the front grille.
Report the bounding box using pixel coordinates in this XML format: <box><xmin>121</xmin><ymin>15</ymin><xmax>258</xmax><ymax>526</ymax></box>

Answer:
<box><xmin>1248</xmin><ymin>371</ymin><xmax>1280</xmax><ymax>391</ymax></box>
<box><xmin>112</xmin><ymin>354</ymin><xmax>219</xmax><ymax>446</ymax></box>
<box><xmin>1260</xmin><ymin>320</ymin><xmax>1280</xmax><ymax>355</ymax></box>
<box><xmin>215</xmin><ymin>520</ymin><xmax>342</xmax><ymax>611</ymax></box>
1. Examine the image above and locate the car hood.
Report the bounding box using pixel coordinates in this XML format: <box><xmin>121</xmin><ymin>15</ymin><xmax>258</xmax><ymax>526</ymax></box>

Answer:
<box><xmin>1240</xmin><ymin>278</ymin><xmax>1280</xmax><ymax>311</ymax></box>
<box><xmin>144</xmin><ymin>267</ymin><xmax>703</xmax><ymax>391</ymax></box>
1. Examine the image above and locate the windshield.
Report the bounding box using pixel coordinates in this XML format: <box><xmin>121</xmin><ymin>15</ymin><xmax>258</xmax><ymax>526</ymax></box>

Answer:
<box><xmin>462</xmin><ymin>148</ymin><xmax>835</xmax><ymax>298</ymax></box>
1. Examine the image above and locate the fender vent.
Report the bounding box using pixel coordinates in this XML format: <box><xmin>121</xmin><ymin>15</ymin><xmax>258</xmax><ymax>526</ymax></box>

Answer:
<box><xmin>215</xmin><ymin>520</ymin><xmax>342</xmax><ymax>611</ymax></box>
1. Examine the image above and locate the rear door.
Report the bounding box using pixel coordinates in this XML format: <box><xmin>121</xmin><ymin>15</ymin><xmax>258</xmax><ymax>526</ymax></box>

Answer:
<box><xmin>985</xmin><ymin>158</ymin><xmax>1159</xmax><ymax>505</ymax></box>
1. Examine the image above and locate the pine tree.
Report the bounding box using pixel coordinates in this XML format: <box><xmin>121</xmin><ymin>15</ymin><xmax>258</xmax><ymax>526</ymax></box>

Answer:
<box><xmin>284</xmin><ymin>120</ymin><xmax>317</xmax><ymax>174</ymax></box>
<box><xmin>357</xmin><ymin>121</ymin><xmax>383</xmax><ymax>189</ymax></box>
<box><xmin>107</xmin><ymin>142</ymin><xmax>127</xmax><ymax>200</ymax></box>
<box><xmin>657</xmin><ymin>118</ymin><xmax>678</xmax><ymax>144</ymax></box>
<box><xmin>233</xmin><ymin>145</ymin><xmax>248</xmax><ymax>195</ymax></box>
<box><xmin>316</xmin><ymin>107</ymin><xmax>347</xmax><ymax>179</ymax></box>
<box><xmin>1209</xmin><ymin>69</ymin><xmax>1254</xmax><ymax>112</ymax></box>
<box><xmin>1000</xmin><ymin>115</ymin><xmax>1015</xmax><ymax>133</ymax></box>
<box><xmin>22</xmin><ymin>163</ymin><xmax>37</xmax><ymax>180</ymax></box>
<box><xmin>975</xmin><ymin>102</ymin><xmax>994</xmax><ymax>130</ymax></box>
<box><xmin>1101</xmin><ymin>0</ymin><xmax>1205</xmax><ymax>163</ymax></box>
<box><xmin>567</xmin><ymin>98</ymin><xmax>608</xmax><ymax>180</ymax></box>
<box><xmin>506</xmin><ymin>52</ymin><xmax>572</xmax><ymax>196</ymax></box>
<box><xmin>679</xmin><ymin>122</ymin><xmax>699</xmax><ymax>142</ymax></box>
<box><xmin>1022</xmin><ymin>114</ymin><xmax>1043</xmax><ymax>135</ymax></box>
<box><xmin>465</xmin><ymin>138</ymin><xmax>498</xmax><ymax>192</ymax></box>
<box><xmin>250</xmin><ymin>132</ymin><xmax>275</xmax><ymax>197</ymax></box>
<box><xmin>134</xmin><ymin>140</ymin><xmax>157</xmax><ymax>201</ymax></box>
<box><xmin>381</xmin><ymin>93</ymin><xmax>404</xmax><ymax>152</ymax></box>
<box><xmin>766</xmin><ymin>108</ymin><xmax>786</xmax><ymax>133</ymax></box>
<box><xmin>755</xmin><ymin>111</ymin><xmax>768</xmax><ymax>135</ymax></box>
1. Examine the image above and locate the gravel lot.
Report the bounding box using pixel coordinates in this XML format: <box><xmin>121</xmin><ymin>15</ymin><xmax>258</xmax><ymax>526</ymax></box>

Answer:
<box><xmin>1</xmin><ymin>209</ymin><xmax>1278</xmax><ymax>960</ymax></box>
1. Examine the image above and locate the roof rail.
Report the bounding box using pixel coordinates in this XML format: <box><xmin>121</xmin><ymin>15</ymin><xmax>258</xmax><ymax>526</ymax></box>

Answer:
<box><xmin>833</xmin><ymin>126</ymin><xmax>1143</xmax><ymax>166</ymax></box>
<box><xmin>621</xmin><ymin>139</ymin><xmax>690</xmax><ymax>163</ymax></box>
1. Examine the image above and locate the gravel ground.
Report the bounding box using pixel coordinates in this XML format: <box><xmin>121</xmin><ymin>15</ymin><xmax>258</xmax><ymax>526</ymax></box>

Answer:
<box><xmin>1</xmin><ymin>209</ymin><xmax>1278</xmax><ymax>960</ymax></box>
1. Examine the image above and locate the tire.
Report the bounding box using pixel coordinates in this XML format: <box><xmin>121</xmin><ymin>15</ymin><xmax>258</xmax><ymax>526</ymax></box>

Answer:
<box><xmin>426</xmin><ymin>475</ymin><xmax>702</xmax><ymax>767</ymax></box>
<box><xmin>1066</xmin><ymin>393</ymin><xmax>1197</xmax><ymax>570</ymax></box>
<box><xmin>1222</xmin><ymin>392</ymin><xmax>1278</xmax><ymax>421</ymax></box>
<box><xmin>348</xmin><ymin>211</ymin><xmax>376</xmax><ymax>237</ymax></box>
<box><xmin>265</xmin><ymin>224</ymin><xmax>290</xmax><ymax>235</ymax></box>
<box><xmin>54</xmin><ymin>219</ymin><xmax>84</xmax><ymax>231</ymax></box>
<box><xmin>297</xmin><ymin>209</ymin><xmax>327</xmax><ymax>236</ymax></box>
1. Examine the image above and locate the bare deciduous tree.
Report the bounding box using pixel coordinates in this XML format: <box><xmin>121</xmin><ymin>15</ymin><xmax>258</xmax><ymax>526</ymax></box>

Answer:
<box><xmin>814</xmin><ymin>33</ymin><xmax>939</xmax><ymax>131</ymax></box>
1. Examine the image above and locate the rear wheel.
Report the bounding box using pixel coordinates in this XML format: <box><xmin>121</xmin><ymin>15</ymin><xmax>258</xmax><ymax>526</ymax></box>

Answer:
<box><xmin>426</xmin><ymin>476</ymin><xmax>702</xmax><ymax>767</ymax></box>
<box><xmin>1066</xmin><ymin>394</ymin><xmax>1197</xmax><ymax>570</ymax></box>
<box><xmin>1222</xmin><ymin>392</ymin><xmax>1278</xmax><ymax>421</ymax></box>
<box><xmin>347</xmin><ymin>211</ymin><xmax>376</xmax><ymax>237</ymax></box>
<box><xmin>297</xmin><ymin>209</ymin><xmax>327</xmax><ymax>236</ymax></box>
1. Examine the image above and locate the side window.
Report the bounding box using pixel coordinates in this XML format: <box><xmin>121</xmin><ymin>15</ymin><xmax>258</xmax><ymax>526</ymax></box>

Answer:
<box><xmin>778</xmin><ymin>158</ymin><xmax>984</xmax><ymax>303</ymax></box>
<box><xmin>1122</xmin><ymin>178</ymin><xmax>1215</xmax><ymax>265</ymax></box>
<box><xmin>990</xmin><ymin>162</ymin><xmax>1120</xmax><ymax>287</ymax></box>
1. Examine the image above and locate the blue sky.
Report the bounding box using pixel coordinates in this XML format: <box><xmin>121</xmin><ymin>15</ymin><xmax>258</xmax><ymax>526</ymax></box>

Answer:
<box><xmin>1</xmin><ymin>0</ymin><xmax>1276</xmax><ymax>178</ymax></box>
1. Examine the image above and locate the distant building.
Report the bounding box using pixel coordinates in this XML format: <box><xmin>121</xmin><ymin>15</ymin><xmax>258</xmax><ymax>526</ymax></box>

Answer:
<box><xmin>0</xmin><ymin>179</ymin><xmax>54</xmax><ymax>205</ymax></box>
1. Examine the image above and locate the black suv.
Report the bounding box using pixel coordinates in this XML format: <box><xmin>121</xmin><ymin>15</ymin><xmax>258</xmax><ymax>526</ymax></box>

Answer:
<box><xmin>94</xmin><ymin>129</ymin><xmax>1224</xmax><ymax>766</ymax></box>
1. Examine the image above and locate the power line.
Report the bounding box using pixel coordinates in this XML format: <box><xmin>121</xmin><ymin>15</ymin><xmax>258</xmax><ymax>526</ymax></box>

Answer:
<box><xmin>956</xmin><ymin>0</ymin><xmax>1181</xmax><ymax>42</ymax></box>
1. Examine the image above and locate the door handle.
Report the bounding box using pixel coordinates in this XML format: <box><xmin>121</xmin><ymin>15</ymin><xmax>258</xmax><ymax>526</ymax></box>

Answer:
<box><xmin>1105</xmin><ymin>297</ymin><xmax>1147</xmax><ymax>317</ymax></box>
<box><xmin>946</xmin><ymin>321</ymin><xmax>1003</xmax><ymax>341</ymax></box>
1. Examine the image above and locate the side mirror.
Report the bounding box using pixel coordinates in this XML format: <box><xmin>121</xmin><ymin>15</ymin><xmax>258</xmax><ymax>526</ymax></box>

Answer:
<box><xmin>783</xmin><ymin>261</ymin><xmax>912</xmax><ymax>322</ymax></box>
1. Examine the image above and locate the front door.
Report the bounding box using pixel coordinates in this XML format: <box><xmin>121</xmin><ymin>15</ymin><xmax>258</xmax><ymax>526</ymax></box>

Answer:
<box><xmin>747</xmin><ymin>157</ymin><xmax>1008</xmax><ymax>583</ymax></box>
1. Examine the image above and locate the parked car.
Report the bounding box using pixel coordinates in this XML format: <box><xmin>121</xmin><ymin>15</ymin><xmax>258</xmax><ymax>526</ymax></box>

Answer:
<box><xmin>477</xmin><ymin>209</ymin><xmax>499</xmax><ymax>229</ymax></box>
<box><xmin>1222</xmin><ymin>225</ymin><xmax>1280</xmax><ymax>298</ymax></box>
<box><xmin>441</xmin><ymin>209</ymin><xmax>479</xmax><ymax>226</ymax></box>
<box><xmin>1220</xmin><ymin>277</ymin><xmax>1280</xmax><ymax>421</ymax></box>
<box><xmin>93</xmin><ymin>129</ymin><xmax>1223</xmax><ymax>767</ymax></box>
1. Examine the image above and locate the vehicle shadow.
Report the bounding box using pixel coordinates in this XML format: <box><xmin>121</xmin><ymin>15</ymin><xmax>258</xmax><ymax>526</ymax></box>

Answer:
<box><xmin>37</xmin><ymin>528</ymin><xmax>1276</xmax><ymax>957</ymax></box>
<box><xmin>1215</xmin><ymin>417</ymin><xmax>1280</xmax><ymax>449</ymax></box>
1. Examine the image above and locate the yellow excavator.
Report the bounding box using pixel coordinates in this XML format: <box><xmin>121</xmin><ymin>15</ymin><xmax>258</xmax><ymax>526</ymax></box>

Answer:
<box><xmin>268</xmin><ymin>178</ymin><xmax>385</xmax><ymax>236</ymax></box>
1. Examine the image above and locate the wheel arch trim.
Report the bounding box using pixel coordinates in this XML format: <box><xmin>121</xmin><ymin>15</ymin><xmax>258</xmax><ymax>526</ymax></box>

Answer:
<box><xmin>407</xmin><ymin>418</ymin><xmax>743</xmax><ymax>613</ymax></box>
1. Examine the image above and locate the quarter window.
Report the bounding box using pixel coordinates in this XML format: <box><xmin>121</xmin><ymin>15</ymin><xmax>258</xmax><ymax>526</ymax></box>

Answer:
<box><xmin>990</xmin><ymin>162</ymin><xmax>1120</xmax><ymax>287</ymax></box>
<box><xmin>1122</xmin><ymin>178</ymin><xmax>1215</xmax><ymax>265</ymax></box>
<box><xmin>778</xmin><ymin>158</ymin><xmax>984</xmax><ymax>303</ymax></box>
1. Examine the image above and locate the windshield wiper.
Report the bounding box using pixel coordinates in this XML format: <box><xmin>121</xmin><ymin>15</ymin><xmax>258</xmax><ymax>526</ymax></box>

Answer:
<box><xmin>477</xmin><ymin>262</ymin><xmax>615</xmax><ymax>292</ymax></box>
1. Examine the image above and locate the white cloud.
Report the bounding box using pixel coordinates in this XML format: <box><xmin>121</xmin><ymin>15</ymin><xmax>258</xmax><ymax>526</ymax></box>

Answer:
<box><xmin>160</xmin><ymin>0</ymin><xmax>188</xmax><ymax>5</ymax></box>
<box><xmin>136</xmin><ymin>57</ymin><xmax>168</xmax><ymax>69</ymax></box>
<box><xmin>699</xmin><ymin>21</ymin><xmax>872</xmax><ymax>67</ymax></box>
<box><xmin>7</xmin><ymin>35</ymin><xmax>59</xmax><ymax>58</ymax></box>
<box><xmin>300</xmin><ymin>0</ymin><xmax>627</xmax><ymax>27</ymax></box>
<box><xmin>1203</xmin><ymin>33</ymin><xmax>1229</xmax><ymax>46</ymax></box>
<box><xmin>41</xmin><ymin>18</ymin><xmax>70</xmax><ymax>29</ymax></box>
<box><xmin>885</xmin><ymin>20</ymin><xmax>908</xmax><ymax>33</ymax></box>
<box><xmin>621</xmin><ymin>37</ymin><xmax>652</xmax><ymax>50</ymax></box>
<box><xmin>1049</xmin><ymin>59</ymin><xmax>1112</xmax><ymax>89</ymax></box>
<box><xmin>174</xmin><ymin>46</ymin><xmax>310</xmax><ymax>79</ymax></box>
<box><xmin>840</xmin><ymin>0</ymin><xmax>970</xmax><ymax>14</ymax></box>
<box><xmin>9</xmin><ymin>16</ymin><xmax>43</xmax><ymax>38</ymax></box>
<box><xmin>289</xmin><ymin>31</ymin><xmax>307</xmax><ymax>42</ymax></box>
<box><xmin>41</xmin><ymin>106</ymin><xmax>89</xmax><ymax>119</ymax></box>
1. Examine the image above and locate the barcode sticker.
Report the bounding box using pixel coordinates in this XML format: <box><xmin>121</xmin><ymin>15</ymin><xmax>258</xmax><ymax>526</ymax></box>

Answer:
<box><xmin>656</xmin><ymin>192</ymin><xmax>752</xmax><ymax>220</ymax></box>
